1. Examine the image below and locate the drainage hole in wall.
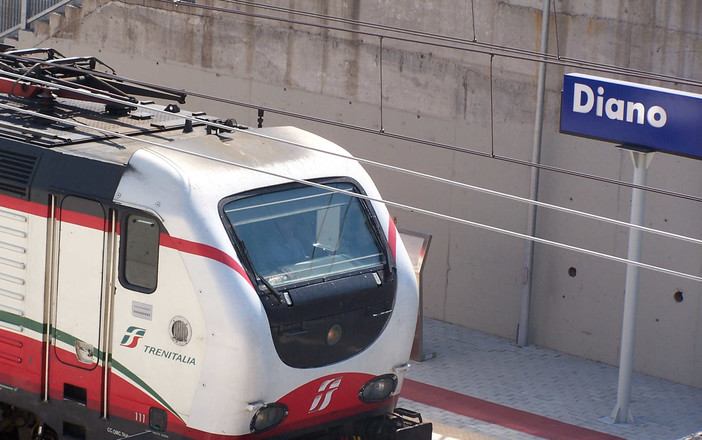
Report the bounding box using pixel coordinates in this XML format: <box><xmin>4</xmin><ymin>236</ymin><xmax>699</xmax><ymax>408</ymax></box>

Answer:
<box><xmin>568</xmin><ymin>267</ymin><xmax>577</xmax><ymax>277</ymax></box>
<box><xmin>673</xmin><ymin>290</ymin><xmax>684</xmax><ymax>303</ymax></box>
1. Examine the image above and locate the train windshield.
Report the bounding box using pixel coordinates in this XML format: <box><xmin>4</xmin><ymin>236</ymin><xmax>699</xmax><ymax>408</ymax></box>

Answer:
<box><xmin>223</xmin><ymin>182</ymin><xmax>386</xmax><ymax>287</ymax></box>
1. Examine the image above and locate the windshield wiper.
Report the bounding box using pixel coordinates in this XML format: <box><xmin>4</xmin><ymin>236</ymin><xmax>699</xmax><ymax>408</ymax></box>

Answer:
<box><xmin>238</xmin><ymin>239</ymin><xmax>290</xmax><ymax>306</ymax></box>
<box><xmin>257</xmin><ymin>271</ymin><xmax>288</xmax><ymax>305</ymax></box>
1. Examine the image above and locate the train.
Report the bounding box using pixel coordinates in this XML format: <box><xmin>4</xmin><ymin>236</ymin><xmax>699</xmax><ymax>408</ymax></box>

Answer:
<box><xmin>0</xmin><ymin>47</ymin><xmax>431</xmax><ymax>440</ymax></box>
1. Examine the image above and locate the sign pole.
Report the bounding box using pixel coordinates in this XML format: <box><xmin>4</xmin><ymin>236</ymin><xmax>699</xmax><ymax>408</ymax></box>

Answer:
<box><xmin>517</xmin><ymin>0</ymin><xmax>551</xmax><ymax>348</ymax></box>
<box><xmin>610</xmin><ymin>147</ymin><xmax>654</xmax><ymax>424</ymax></box>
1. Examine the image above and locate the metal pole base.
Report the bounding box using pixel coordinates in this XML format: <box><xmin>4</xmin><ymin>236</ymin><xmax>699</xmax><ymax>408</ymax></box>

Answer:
<box><xmin>609</xmin><ymin>406</ymin><xmax>635</xmax><ymax>425</ymax></box>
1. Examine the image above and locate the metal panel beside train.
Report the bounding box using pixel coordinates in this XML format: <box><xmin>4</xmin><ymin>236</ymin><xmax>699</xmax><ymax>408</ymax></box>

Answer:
<box><xmin>0</xmin><ymin>48</ymin><xmax>431</xmax><ymax>440</ymax></box>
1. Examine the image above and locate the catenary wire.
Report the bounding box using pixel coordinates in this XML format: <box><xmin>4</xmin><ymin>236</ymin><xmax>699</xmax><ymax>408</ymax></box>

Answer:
<box><xmin>469</xmin><ymin>0</ymin><xmax>477</xmax><ymax>42</ymax></box>
<box><xmin>182</xmin><ymin>0</ymin><xmax>702</xmax><ymax>89</ymax></box>
<box><xmin>4</xmin><ymin>91</ymin><xmax>702</xmax><ymax>288</ymax></box>
<box><xmin>3</xmin><ymin>99</ymin><xmax>701</xmax><ymax>284</ymax></box>
<box><xmin>2</xmin><ymin>69</ymin><xmax>702</xmax><ymax>250</ymax></box>
<box><xmin>551</xmin><ymin>0</ymin><xmax>561</xmax><ymax>59</ymax></box>
<box><xmin>2</xmin><ymin>54</ymin><xmax>701</xmax><ymax>206</ymax></box>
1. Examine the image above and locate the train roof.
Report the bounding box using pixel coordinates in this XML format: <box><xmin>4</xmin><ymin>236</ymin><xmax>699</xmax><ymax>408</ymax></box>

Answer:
<box><xmin>0</xmin><ymin>95</ymin><xmax>205</xmax><ymax>162</ymax></box>
<box><xmin>0</xmin><ymin>47</ymin><xmax>368</xmax><ymax>213</ymax></box>
<box><xmin>0</xmin><ymin>92</ymin><xmax>354</xmax><ymax>168</ymax></box>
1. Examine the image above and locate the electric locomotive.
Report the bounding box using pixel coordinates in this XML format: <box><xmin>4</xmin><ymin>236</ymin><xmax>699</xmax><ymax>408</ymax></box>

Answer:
<box><xmin>0</xmin><ymin>48</ymin><xmax>431</xmax><ymax>440</ymax></box>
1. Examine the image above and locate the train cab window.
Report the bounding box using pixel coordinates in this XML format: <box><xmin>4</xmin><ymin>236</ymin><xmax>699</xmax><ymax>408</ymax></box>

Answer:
<box><xmin>121</xmin><ymin>214</ymin><xmax>160</xmax><ymax>292</ymax></box>
<box><xmin>223</xmin><ymin>182</ymin><xmax>386</xmax><ymax>288</ymax></box>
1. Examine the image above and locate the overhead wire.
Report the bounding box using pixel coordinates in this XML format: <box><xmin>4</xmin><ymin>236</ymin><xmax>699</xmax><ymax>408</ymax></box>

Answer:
<box><xmin>2</xmin><ymin>2</ymin><xmax>701</xmax><ymax>283</ymax></box>
<box><xmin>2</xmin><ymin>98</ymin><xmax>701</xmax><ymax>284</ymax></box>
<box><xmin>2</xmin><ymin>52</ymin><xmax>701</xmax><ymax>206</ymax></box>
<box><xmin>489</xmin><ymin>53</ymin><xmax>495</xmax><ymax>158</ymax></box>
<box><xmin>470</xmin><ymin>0</ymin><xmax>477</xmax><ymax>42</ymax></box>
<box><xmin>1</xmin><ymin>70</ymin><xmax>702</xmax><ymax>285</ymax></box>
<box><xmin>31</xmin><ymin>2</ymin><xmax>697</xmax><ymax>205</ymax></box>
<box><xmin>185</xmin><ymin>0</ymin><xmax>702</xmax><ymax>89</ymax></box>
<box><xmin>551</xmin><ymin>0</ymin><xmax>561</xmax><ymax>59</ymax></box>
<box><xmin>2</xmin><ymin>68</ymin><xmax>701</xmax><ymax>246</ymax></box>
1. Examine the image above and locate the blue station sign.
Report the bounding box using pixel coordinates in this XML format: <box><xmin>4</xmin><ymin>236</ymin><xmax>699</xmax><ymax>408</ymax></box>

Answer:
<box><xmin>560</xmin><ymin>73</ymin><xmax>702</xmax><ymax>159</ymax></box>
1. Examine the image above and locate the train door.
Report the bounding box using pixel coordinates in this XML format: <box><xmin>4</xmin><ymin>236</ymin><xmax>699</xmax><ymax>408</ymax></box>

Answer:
<box><xmin>48</xmin><ymin>195</ymin><xmax>114</xmax><ymax>416</ymax></box>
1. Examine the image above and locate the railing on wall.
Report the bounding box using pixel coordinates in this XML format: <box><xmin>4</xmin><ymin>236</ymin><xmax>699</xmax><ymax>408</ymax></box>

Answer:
<box><xmin>0</xmin><ymin>0</ymin><xmax>78</xmax><ymax>40</ymax></box>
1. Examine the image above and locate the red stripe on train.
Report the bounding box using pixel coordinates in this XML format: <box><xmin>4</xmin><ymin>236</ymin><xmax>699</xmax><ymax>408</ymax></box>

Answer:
<box><xmin>388</xmin><ymin>218</ymin><xmax>397</xmax><ymax>259</ymax></box>
<box><xmin>160</xmin><ymin>235</ymin><xmax>254</xmax><ymax>289</ymax></box>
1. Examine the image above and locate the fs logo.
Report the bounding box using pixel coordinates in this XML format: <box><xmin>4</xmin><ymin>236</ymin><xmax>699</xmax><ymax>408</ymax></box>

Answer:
<box><xmin>120</xmin><ymin>326</ymin><xmax>146</xmax><ymax>348</ymax></box>
<box><xmin>308</xmin><ymin>377</ymin><xmax>343</xmax><ymax>413</ymax></box>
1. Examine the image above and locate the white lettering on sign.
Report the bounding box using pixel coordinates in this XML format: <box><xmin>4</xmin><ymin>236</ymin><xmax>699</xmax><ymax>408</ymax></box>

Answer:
<box><xmin>572</xmin><ymin>83</ymin><xmax>667</xmax><ymax>128</ymax></box>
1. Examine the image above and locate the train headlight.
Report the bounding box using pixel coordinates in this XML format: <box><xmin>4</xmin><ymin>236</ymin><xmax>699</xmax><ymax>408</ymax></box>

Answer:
<box><xmin>326</xmin><ymin>324</ymin><xmax>343</xmax><ymax>346</ymax></box>
<box><xmin>358</xmin><ymin>374</ymin><xmax>398</xmax><ymax>403</ymax></box>
<box><xmin>250</xmin><ymin>403</ymin><xmax>288</xmax><ymax>433</ymax></box>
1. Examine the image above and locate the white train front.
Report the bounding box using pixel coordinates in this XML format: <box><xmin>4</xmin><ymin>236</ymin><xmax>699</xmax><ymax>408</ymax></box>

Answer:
<box><xmin>0</xmin><ymin>48</ymin><xmax>431</xmax><ymax>440</ymax></box>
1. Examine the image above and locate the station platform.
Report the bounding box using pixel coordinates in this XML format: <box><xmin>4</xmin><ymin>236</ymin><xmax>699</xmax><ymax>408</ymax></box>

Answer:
<box><xmin>397</xmin><ymin>318</ymin><xmax>702</xmax><ymax>440</ymax></box>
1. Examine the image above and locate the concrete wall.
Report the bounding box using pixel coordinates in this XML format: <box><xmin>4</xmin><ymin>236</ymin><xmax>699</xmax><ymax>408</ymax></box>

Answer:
<box><xmin>6</xmin><ymin>0</ymin><xmax>702</xmax><ymax>388</ymax></box>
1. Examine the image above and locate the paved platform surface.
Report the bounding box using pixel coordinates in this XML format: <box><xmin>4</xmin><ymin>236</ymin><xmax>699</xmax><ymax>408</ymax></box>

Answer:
<box><xmin>397</xmin><ymin>318</ymin><xmax>702</xmax><ymax>440</ymax></box>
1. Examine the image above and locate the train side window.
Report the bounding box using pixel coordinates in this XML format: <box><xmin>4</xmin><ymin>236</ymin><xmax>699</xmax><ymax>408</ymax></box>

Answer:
<box><xmin>121</xmin><ymin>214</ymin><xmax>160</xmax><ymax>292</ymax></box>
